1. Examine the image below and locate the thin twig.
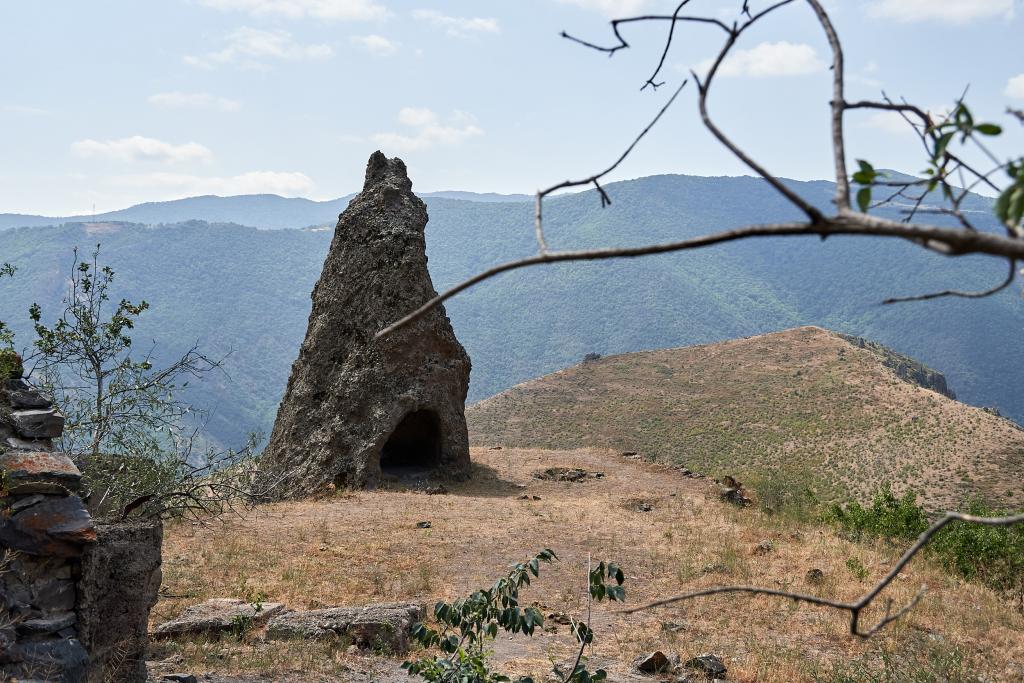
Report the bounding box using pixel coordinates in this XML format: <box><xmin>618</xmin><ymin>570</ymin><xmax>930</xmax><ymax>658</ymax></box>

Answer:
<box><xmin>882</xmin><ymin>258</ymin><xmax>1017</xmax><ymax>304</ymax></box>
<box><xmin>376</xmin><ymin>216</ymin><xmax>1024</xmax><ymax>338</ymax></box>
<box><xmin>534</xmin><ymin>80</ymin><xmax>688</xmax><ymax>252</ymax></box>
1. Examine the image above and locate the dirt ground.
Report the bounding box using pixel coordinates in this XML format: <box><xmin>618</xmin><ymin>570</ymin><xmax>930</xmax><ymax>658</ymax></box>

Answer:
<box><xmin>154</xmin><ymin>447</ymin><xmax>1024</xmax><ymax>682</ymax></box>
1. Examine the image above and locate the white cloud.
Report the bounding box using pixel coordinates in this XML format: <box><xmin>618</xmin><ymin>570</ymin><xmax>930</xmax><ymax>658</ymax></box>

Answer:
<box><xmin>185</xmin><ymin>27</ymin><xmax>333</xmax><ymax>68</ymax></box>
<box><xmin>556</xmin><ymin>0</ymin><xmax>649</xmax><ymax>17</ymax></box>
<box><xmin>148</xmin><ymin>92</ymin><xmax>240</xmax><ymax>112</ymax></box>
<box><xmin>694</xmin><ymin>41</ymin><xmax>826</xmax><ymax>79</ymax></box>
<box><xmin>112</xmin><ymin>171</ymin><xmax>316</xmax><ymax>197</ymax></box>
<box><xmin>860</xmin><ymin>103</ymin><xmax>952</xmax><ymax>135</ymax></box>
<box><xmin>860</xmin><ymin>111</ymin><xmax>912</xmax><ymax>135</ymax></box>
<box><xmin>867</xmin><ymin>0</ymin><xmax>1012</xmax><ymax>24</ymax></box>
<box><xmin>71</xmin><ymin>136</ymin><xmax>214</xmax><ymax>164</ymax></box>
<box><xmin>350</xmin><ymin>34</ymin><xmax>399</xmax><ymax>56</ymax></box>
<box><xmin>198</xmin><ymin>0</ymin><xmax>387</xmax><ymax>21</ymax></box>
<box><xmin>1</xmin><ymin>104</ymin><xmax>51</xmax><ymax>117</ymax></box>
<box><xmin>372</xmin><ymin>108</ymin><xmax>483</xmax><ymax>152</ymax></box>
<box><xmin>412</xmin><ymin>10</ymin><xmax>499</xmax><ymax>37</ymax></box>
<box><xmin>1006</xmin><ymin>74</ymin><xmax>1024</xmax><ymax>101</ymax></box>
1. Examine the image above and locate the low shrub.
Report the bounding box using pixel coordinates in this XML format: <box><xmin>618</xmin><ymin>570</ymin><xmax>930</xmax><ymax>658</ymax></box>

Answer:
<box><xmin>824</xmin><ymin>486</ymin><xmax>929</xmax><ymax>541</ymax></box>
<box><xmin>827</xmin><ymin>486</ymin><xmax>1024</xmax><ymax>600</ymax></box>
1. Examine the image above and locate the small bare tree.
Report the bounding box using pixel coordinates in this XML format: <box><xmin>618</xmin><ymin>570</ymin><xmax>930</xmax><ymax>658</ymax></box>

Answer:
<box><xmin>27</xmin><ymin>246</ymin><xmax>269</xmax><ymax>520</ymax></box>
<box><xmin>378</xmin><ymin>0</ymin><xmax>1024</xmax><ymax>638</ymax></box>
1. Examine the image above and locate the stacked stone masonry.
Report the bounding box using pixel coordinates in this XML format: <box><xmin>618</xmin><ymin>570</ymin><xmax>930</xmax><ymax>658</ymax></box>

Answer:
<box><xmin>0</xmin><ymin>373</ymin><xmax>161</xmax><ymax>682</ymax></box>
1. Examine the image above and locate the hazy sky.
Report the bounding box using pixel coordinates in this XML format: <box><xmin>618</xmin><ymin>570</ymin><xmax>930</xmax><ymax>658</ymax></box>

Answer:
<box><xmin>1</xmin><ymin>0</ymin><xmax>1021</xmax><ymax>215</ymax></box>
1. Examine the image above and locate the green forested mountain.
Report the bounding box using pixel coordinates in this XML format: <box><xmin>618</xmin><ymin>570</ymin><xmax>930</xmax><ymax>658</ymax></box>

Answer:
<box><xmin>0</xmin><ymin>191</ymin><xmax>531</xmax><ymax>231</ymax></box>
<box><xmin>0</xmin><ymin>174</ymin><xmax>1018</xmax><ymax>448</ymax></box>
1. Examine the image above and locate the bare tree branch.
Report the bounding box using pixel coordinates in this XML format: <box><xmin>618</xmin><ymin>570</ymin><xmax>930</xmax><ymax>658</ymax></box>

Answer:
<box><xmin>882</xmin><ymin>258</ymin><xmax>1018</xmax><ymax>304</ymax></box>
<box><xmin>806</xmin><ymin>0</ymin><xmax>849</xmax><ymax>211</ymax></box>
<box><xmin>534</xmin><ymin>79</ymin><xmax>688</xmax><ymax>253</ymax></box>
<box><xmin>376</xmin><ymin>215</ymin><xmax>1024</xmax><ymax>338</ymax></box>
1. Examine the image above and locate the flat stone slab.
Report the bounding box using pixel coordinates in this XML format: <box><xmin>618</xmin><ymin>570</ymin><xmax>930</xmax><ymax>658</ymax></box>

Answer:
<box><xmin>0</xmin><ymin>494</ymin><xmax>96</xmax><ymax>557</ymax></box>
<box><xmin>2</xmin><ymin>433</ymin><xmax>53</xmax><ymax>452</ymax></box>
<box><xmin>8</xmin><ymin>386</ymin><xmax>54</xmax><ymax>409</ymax></box>
<box><xmin>266</xmin><ymin>603</ymin><xmax>423</xmax><ymax>653</ymax></box>
<box><xmin>0</xmin><ymin>450</ymin><xmax>81</xmax><ymax>494</ymax></box>
<box><xmin>152</xmin><ymin>599</ymin><xmax>286</xmax><ymax>638</ymax></box>
<box><xmin>10</xmin><ymin>407</ymin><xmax>65</xmax><ymax>439</ymax></box>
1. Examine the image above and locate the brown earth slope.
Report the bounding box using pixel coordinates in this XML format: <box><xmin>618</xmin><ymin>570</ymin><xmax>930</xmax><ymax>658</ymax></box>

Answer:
<box><xmin>467</xmin><ymin>327</ymin><xmax>1024</xmax><ymax>510</ymax></box>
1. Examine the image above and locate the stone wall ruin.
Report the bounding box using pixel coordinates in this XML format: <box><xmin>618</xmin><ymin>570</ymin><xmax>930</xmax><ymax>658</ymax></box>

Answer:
<box><xmin>1</xmin><ymin>372</ymin><xmax>161</xmax><ymax>682</ymax></box>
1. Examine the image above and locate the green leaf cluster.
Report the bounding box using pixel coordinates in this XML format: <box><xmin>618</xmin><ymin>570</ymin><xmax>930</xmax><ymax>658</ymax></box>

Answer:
<box><xmin>995</xmin><ymin>158</ymin><xmax>1024</xmax><ymax>230</ymax></box>
<box><xmin>404</xmin><ymin>549</ymin><xmax>626</xmax><ymax>683</ymax></box>
<box><xmin>826</xmin><ymin>486</ymin><xmax>1024</xmax><ymax>595</ymax></box>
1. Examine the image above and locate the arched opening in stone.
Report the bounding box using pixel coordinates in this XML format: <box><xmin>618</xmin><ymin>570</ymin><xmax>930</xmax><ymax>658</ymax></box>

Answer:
<box><xmin>380</xmin><ymin>409</ymin><xmax>442</xmax><ymax>476</ymax></box>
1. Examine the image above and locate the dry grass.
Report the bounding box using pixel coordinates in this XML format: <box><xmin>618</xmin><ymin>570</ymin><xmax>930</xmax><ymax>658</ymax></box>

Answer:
<box><xmin>467</xmin><ymin>326</ymin><xmax>1024</xmax><ymax>510</ymax></box>
<box><xmin>157</xmin><ymin>447</ymin><xmax>1024</xmax><ymax>682</ymax></box>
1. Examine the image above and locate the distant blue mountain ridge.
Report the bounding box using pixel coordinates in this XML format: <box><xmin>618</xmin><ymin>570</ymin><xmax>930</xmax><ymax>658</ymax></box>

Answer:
<box><xmin>0</xmin><ymin>173</ymin><xmax>1014</xmax><ymax>450</ymax></box>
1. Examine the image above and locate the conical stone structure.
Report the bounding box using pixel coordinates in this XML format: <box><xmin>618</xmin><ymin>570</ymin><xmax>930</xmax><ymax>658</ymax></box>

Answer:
<box><xmin>260</xmin><ymin>152</ymin><xmax>471</xmax><ymax>495</ymax></box>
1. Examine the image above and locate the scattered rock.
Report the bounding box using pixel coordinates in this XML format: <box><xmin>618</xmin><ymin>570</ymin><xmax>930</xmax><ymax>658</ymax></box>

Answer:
<box><xmin>416</xmin><ymin>521</ymin><xmax>432</xmax><ymax>529</ymax></box>
<box><xmin>805</xmin><ymin>568</ymin><xmax>825</xmax><ymax>585</ymax></box>
<box><xmin>633</xmin><ymin>651</ymin><xmax>673</xmax><ymax>674</ymax></box>
<box><xmin>625</xmin><ymin>498</ymin><xmax>655</xmax><ymax>512</ymax></box>
<box><xmin>684</xmin><ymin>653</ymin><xmax>727</xmax><ymax>678</ymax></box>
<box><xmin>163</xmin><ymin>675</ymin><xmax>199</xmax><ymax>683</ymax></box>
<box><xmin>660</xmin><ymin>620</ymin><xmax>687</xmax><ymax>633</ymax></box>
<box><xmin>720</xmin><ymin>475</ymin><xmax>742</xmax><ymax>489</ymax></box>
<box><xmin>533</xmin><ymin>467</ymin><xmax>604</xmax><ymax>482</ymax></box>
<box><xmin>152</xmin><ymin>598</ymin><xmax>285</xmax><ymax>638</ymax></box>
<box><xmin>718</xmin><ymin>475</ymin><xmax>751</xmax><ymax>506</ymax></box>
<box><xmin>266</xmin><ymin>603</ymin><xmax>424</xmax><ymax>654</ymax></box>
<box><xmin>753</xmin><ymin>539</ymin><xmax>774</xmax><ymax>556</ymax></box>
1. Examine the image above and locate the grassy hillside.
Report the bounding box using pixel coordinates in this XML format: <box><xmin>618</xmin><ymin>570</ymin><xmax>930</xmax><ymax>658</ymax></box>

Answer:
<box><xmin>467</xmin><ymin>327</ymin><xmax>1024</xmax><ymax>510</ymax></box>
<box><xmin>0</xmin><ymin>174</ymin><xmax>1021</xmax><ymax>449</ymax></box>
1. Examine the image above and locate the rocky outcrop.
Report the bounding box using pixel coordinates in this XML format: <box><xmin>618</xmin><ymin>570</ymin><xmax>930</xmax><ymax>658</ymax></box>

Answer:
<box><xmin>260</xmin><ymin>152</ymin><xmax>472</xmax><ymax>495</ymax></box>
<box><xmin>838</xmin><ymin>333</ymin><xmax>955</xmax><ymax>399</ymax></box>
